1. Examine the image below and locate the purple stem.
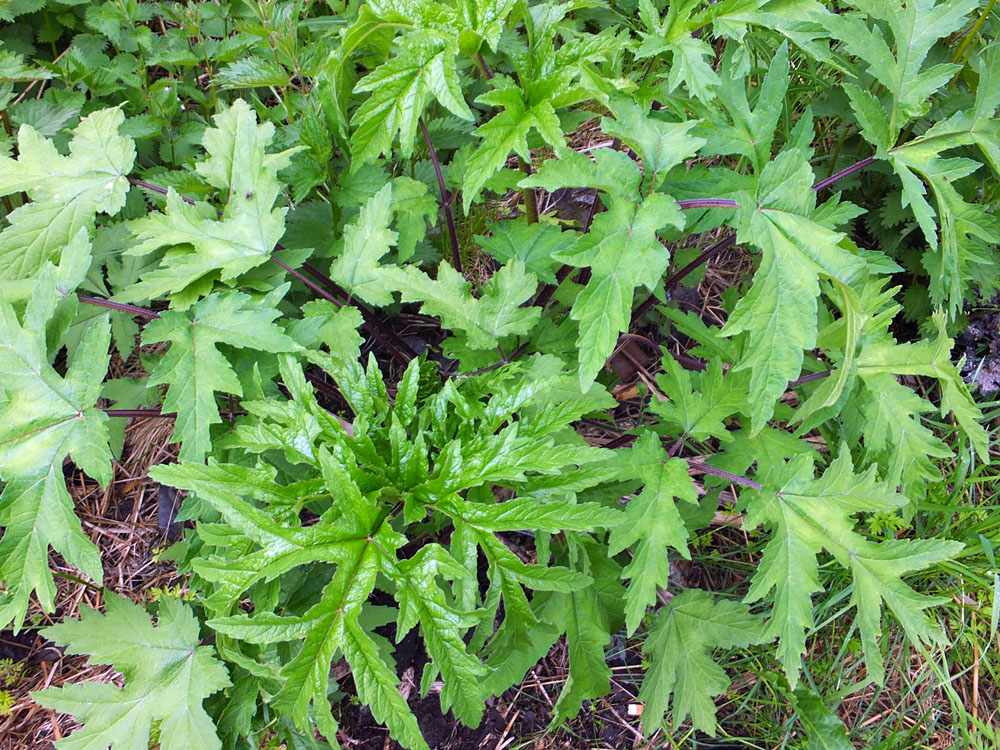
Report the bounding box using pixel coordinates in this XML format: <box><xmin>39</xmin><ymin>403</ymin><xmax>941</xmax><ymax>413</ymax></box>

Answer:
<box><xmin>788</xmin><ymin>370</ymin><xmax>831</xmax><ymax>387</ymax></box>
<box><xmin>419</xmin><ymin>117</ymin><xmax>463</xmax><ymax>272</ymax></box>
<box><xmin>813</xmin><ymin>156</ymin><xmax>876</xmax><ymax>192</ymax></box>
<box><xmin>676</xmin><ymin>199</ymin><xmax>739</xmax><ymax>210</ymax></box>
<box><xmin>104</xmin><ymin>409</ymin><xmax>173</xmax><ymax>418</ymax></box>
<box><xmin>687</xmin><ymin>461</ymin><xmax>762</xmax><ymax>490</ymax></box>
<box><xmin>79</xmin><ymin>296</ymin><xmax>160</xmax><ymax>319</ymax></box>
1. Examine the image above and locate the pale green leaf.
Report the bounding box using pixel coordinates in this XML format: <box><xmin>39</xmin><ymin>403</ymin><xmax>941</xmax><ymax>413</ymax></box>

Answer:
<box><xmin>34</xmin><ymin>593</ymin><xmax>230</xmax><ymax>750</ymax></box>
<box><xmin>639</xmin><ymin>590</ymin><xmax>761</xmax><ymax>736</ymax></box>
<box><xmin>0</xmin><ymin>265</ymin><xmax>111</xmax><ymax>630</ymax></box>
<box><xmin>609</xmin><ymin>432</ymin><xmax>699</xmax><ymax>633</ymax></box>
<box><xmin>0</xmin><ymin>108</ymin><xmax>134</xmax><ymax>279</ymax></box>
<box><xmin>142</xmin><ymin>292</ymin><xmax>300</xmax><ymax>462</ymax></box>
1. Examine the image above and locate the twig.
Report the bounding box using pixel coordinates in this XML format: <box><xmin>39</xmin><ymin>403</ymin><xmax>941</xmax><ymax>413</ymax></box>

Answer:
<box><xmin>675</xmin><ymin>198</ymin><xmax>739</xmax><ymax>210</ymax></box>
<box><xmin>812</xmin><ymin>156</ymin><xmax>877</xmax><ymax>192</ymax></box>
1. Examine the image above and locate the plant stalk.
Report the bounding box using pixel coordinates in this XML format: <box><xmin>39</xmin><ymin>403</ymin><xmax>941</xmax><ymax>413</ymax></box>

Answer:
<box><xmin>518</xmin><ymin>156</ymin><xmax>539</xmax><ymax>224</ymax></box>
<box><xmin>419</xmin><ymin>117</ymin><xmax>463</xmax><ymax>272</ymax></box>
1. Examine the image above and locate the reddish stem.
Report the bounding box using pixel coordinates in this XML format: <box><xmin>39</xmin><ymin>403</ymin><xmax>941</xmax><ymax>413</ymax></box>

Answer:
<box><xmin>79</xmin><ymin>296</ymin><xmax>160</xmax><ymax>319</ymax></box>
<box><xmin>419</xmin><ymin>117</ymin><xmax>463</xmax><ymax>272</ymax></box>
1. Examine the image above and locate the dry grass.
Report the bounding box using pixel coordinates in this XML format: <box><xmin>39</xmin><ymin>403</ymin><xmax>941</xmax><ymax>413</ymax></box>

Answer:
<box><xmin>0</xmin><ymin>413</ymin><xmax>181</xmax><ymax>750</ymax></box>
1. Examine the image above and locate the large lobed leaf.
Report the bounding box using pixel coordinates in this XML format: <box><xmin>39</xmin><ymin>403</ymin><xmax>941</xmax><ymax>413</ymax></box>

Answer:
<box><xmin>34</xmin><ymin>593</ymin><xmax>231</xmax><ymax>750</ymax></box>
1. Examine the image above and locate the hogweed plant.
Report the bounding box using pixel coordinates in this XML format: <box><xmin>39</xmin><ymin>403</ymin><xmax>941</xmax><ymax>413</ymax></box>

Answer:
<box><xmin>0</xmin><ymin>0</ymin><xmax>998</xmax><ymax>748</ymax></box>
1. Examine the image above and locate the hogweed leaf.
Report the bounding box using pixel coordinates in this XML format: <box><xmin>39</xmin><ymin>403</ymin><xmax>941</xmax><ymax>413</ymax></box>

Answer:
<box><xmin>639</xmin><ymin>590</ymin><xmax>762</xmax><ymax>736</ymax></box>
<box><xmin>142</xmin><ymin>291</ymin><xmax>300</xmax><ymax>462</ymax></box>
<box><xmin>601</xmin><ymin>97</ymin><xmax>705</xmax><ymax>191</ymax></box>
<box><xmin>34</xmin><ymin>593</ymin><xmax>230</xmax><ymax>750</ymax></box>
<box><xmin>0</xmin><ymin>108</ymin><xmax>134</xmax><ymax>280</ymax></box>
<box><xmin>390</xmin><ymin>545</ymin><xmax>488</xmax><ymax>726</ymax></box>
<box><xmin>123</xmin><ymin>100</ymin><xmax>296</xmax><ymax>301</ymax></box>
<box><xmin>0</xmin><ymin>267</ymin><xmax>111</xmax><ymax>630</ymax></box>
<box><xmin>649</xmin><ymin>357</ymin><xmax>744</xmax><ymax>443</ymax></box>
<box><xmin>462</xmin><ymin>87</ymin><xmax>564</xmax><ymax>212</ymax></box>
<box><xmin>608</xmin><ymin>432</ymin><xmax>699</xmax><ymax>634</ymax></box>
<box><xmin>721</xmin><ymin>149</ymin><xmax>868</xmax><ymax>432</ymax></box>
<box><xmin>521</xmin><ymin>147</ymin><xmax>690</xmax><ymax>386</ymax></box>
<box><xmin>351</xmin><ymin>34</ymin><xmax>474</xmax><ymax>166</ymax></box>
<box><xmin>743</xmin><ymin>451</ymin><xmax>962</xmax><ymax>686</ymax></box>
<box><xmin>330</xmin><ymin>183</ymin><xmax>398</xmax><ymax>306</ymax></box>
<box><xmin>825</xmin><ymin>0</ymin><xmax>977</xmax><ymax>135</ymax></box>
<box><xmin>388</xmin><ymin>260</ymin><xmax>541</xmax><ymax>351</ymax></box>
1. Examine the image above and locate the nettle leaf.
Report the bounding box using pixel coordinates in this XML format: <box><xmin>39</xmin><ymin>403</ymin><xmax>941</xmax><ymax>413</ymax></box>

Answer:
<box><xmin>351</xmin><ymin>34</ymin><xmax>474</xmax><ymax>166</ymax></box>
<box><xmin>608</xmin><ymin>432</ymin><xmax>699</xmax><ymax>634</ymax></box>
<box><xmin>0</xmin><ymin>108</ymin><xmax>134</xmax><ymax>280</ymax></box>
<box><xmin>0</xmin><ymin>259</ymin><xmax>111</xmax><ymax>630</ymax></box>
<box><xmin>388</xmin><ymin>259</ymin><xmax>541</xmax><ymax>352</ymax></box>
<box><xmin>33</xmin><ymin>593</ymin><xmax>231</xmax><ymax>750</ymax></box>
<box><xmin>521</xmin><ymin>141</ymin><xmax>696</xmax><ymax>387</ymax></box>
<box><xmin>743</xmin><ymin>451</ymin><xmax>963</xmax><ymax>686</ymax></box>
<box><xmin>639</xmin><ymin>590</ymin><xmax>762</xmax><ymax>736</ymax></box>
<box><xmin>142</xmin><ymin>291</ymin><xmax>300</xmax><ymax>462</ymax></box>
<box><xmin>123</xmin><ymin>100</ymin><xmax>298</xmax><ymax>302</ymax></box>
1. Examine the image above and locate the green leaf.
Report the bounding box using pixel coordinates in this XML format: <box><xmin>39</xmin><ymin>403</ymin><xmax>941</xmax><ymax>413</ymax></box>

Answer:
<box><xmin>0</xmin><ymin>262</ymin><xmax>111</xmax><ymax>630</ymax></box>
<box><xmin>700</xmin><ymin>42</ymin><xmax>790</xmax><ymax>170</ymax></box>
<box><xmin>608</xmin><ymin>432</ymin><xmax>699</xmax><ymax>634</ymax></box>
<box><xmin>639</xmin><ymin>589</ymin><xmax>762</xmax><ymax>736</ymax></box>
<box><xmin>542</xmin><ymin>537</ymin><xmax>623</xmax><ymax>727</ymax></box>
<box><xmin>475</xmin><ymin>220</ymin><xmax>569</xmax><ymax>284</ymax></box>
<box><xmin>0</xmin><ymin>108</ymin><xmax>134</xmax><ymax>280</ymax></box>
<box><xmin>743</xmin><ymin>451</ymin><xmax>962</xmax><ymax>686</ymax></box>
<box><xmin>33</xmin><ymin>593</ymin><xmax>230</xmax><ymax>750</ymax></box>
<box><xmin>521</xmin><ymin>148</ymin><xmax>690</xmax><ymax>386</ymax></box>
<box><xmin>825</xmin><ymin>0</ymin><xmax>977</xmax><ymax>136</ymax></box>
<box><xmin>790</xmin><ymin>686</ymin><xmax>853</xmax><ymax>750</ymax></box>
<box><xmin>391</xmin><ymin>545</ymin><xmax>488</xmax><ymax>726</ymax></box>
<box><xmin>388</xmin><ymin>259</ymin><xmax>540</xmax><ymax>351</ymax></box>
<box><xmin>649</xmin><ymin>356</ymin><xmax>744</xmax><ymax>443</ymax></box>
<box><xmin>721</xmin><ymin>149</ymin><xmax>867</xmax><ymax>432</ymax></box>
<box><xmin>857</xmin><ymin>311</ymin><xmax>988</xmax><ymax>459</ymax></box>
<box><xmin>330</xmin><ymin>183</ymin><xmax>398</xmax><ymax>306</ymax></box>
<box><xmin>462</xmin><ymin>85</ymin><xmax>564</xmax><ymax>212</ymax></box>
<box><xmin>141</xmin><ymin>292</ymin><xmax>300</xmax><ymax>462</ymax></box>
<box><xmin>123</xmin><ymin>100</ymin><xmax>297</xmax><ymax>301</ymax></box>
<box><xmin>351</xmin><ymin>35</ymin><xmax>474</xmax><ymax>166</ymax></box>
<box><xmin>601</xmin><ymin>97</ymin><xmax>705</xmax><ymax>191</ymax></box>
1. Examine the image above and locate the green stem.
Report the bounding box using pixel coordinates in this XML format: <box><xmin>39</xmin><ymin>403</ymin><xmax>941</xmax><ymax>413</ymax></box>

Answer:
<box><xmin>952</xmin><ymin>0</ymin><xmax>998</xmax><ymax>68</ymax></box>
